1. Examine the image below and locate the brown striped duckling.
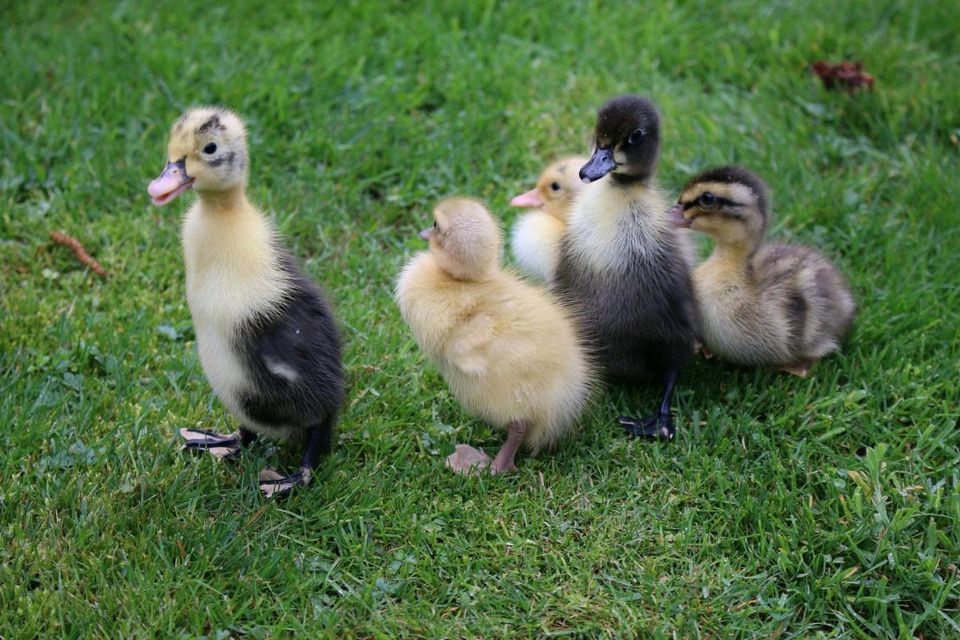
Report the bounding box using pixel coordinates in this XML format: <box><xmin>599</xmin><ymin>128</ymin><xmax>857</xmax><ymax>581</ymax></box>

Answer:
<box><xmin>148</xmin><ymin>107</ymin><xmax>345</xmax><ymax>497</ymax></box>
<box><xmin>395</xmin><ymin>197</ymin><xmax>594</xmax><ymax>474</ymax></box>
<box><xmin>671</xmin><ymin>166</ymin><xmax>856</xmax><ymax>376</ymax></box>
<box><xmin>509</xmin><ymin>155</ymin><xmax>588</xmax><ymax>282</ymax></box>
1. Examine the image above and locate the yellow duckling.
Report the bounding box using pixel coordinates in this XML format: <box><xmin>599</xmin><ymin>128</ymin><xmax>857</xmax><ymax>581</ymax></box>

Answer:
<box><xmin>509</xmin><ymin>155</ymin><xmax>588</xmax><ymax>282</ymax></box>
<box><xmin>672</xmin><ymin>166</ymin><xmax>856</xmax><ymax>376</ymax></box>
<box><xmin>395</xmin><ymin>197</ymin><xmax>593</xmax><ymax>474</ymax></box>
<box><xmin>147</xmin><ymin>107</ymin><xmax>345</xmax><ymax>497</ymax></box>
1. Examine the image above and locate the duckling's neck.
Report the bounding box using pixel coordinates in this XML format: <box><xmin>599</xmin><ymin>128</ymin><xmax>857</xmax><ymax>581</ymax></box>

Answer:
<box><xmin>183</xmin><ymin>185</ymin><xmax>277</xmax><ymax>281</ymax></box>
<box><xmin>610</xmin><ymin>171</ymin><xmax>651</xmax><ymax>186</ymax></box>
<box><xmin>567</xmin><ymin>177</ymin><xmax>671</xmax><ymax>271</ymax></box>
<box><xmin>706</xmin><ymin>241</ymin><xmax>760</xmax><ymax>278</ymax></box>
<box><xmin>438</xmin><ymin>261</ymin><xmax>498</xmax><ymax>283</ymax></box>
<box><xmin>544</xmin><ymin>200</ymin><xmax>570</xmax><ymax>222</ymax></box>
<box><xmin>197</xmin><ymin>186</ymin><xmax>249</xmax><ymax>215</ymax></box>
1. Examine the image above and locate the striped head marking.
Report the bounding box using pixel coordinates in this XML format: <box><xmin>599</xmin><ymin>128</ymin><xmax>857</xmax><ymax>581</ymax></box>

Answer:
<box><xmin>670</xmin><ymin>166</ymin><xmax>771</xmax><ymax>246</ymax></box>
<box><xmin>148</xmin><ymin>107</ymin><xmax>249</xmax><ymax>205</ymax></box>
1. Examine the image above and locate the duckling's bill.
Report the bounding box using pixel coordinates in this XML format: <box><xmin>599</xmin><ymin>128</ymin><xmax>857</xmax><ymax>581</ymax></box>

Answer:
<box><xmin>666</xmin><ymin>203</ymin><xmax>690</xmax><ymax>227</ymax></box>
<box><xmin>148</xmin><ymin>158</ymin><xmax>194</xmax><ymax>206</ymax></box>
<box><xmin>579</xmin><ymin>147</ymin><xmax>616</xmax><ymax>183</ymax></box>
<box><xmin>510</xmin><ymin>188</ymin><xmax>544</xmax><ymax>208</ymax></box>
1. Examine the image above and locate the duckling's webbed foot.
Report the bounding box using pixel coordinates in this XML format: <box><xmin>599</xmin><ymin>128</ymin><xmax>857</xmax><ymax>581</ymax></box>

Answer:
<box><xmin>618</xmin><ymin>369</ymin><xmax>679</xmax><ymax>440</ymax></box>
<box><xmin>780</xmin><ymin>360</ymin><xmax>813</xmax><ymax>377</ymax></box>
<box><xmin>445</xmin><ymin>444</ymin><xmax>492</xmax><ymax>475</ymax></box>
<box><xmin>617</xmin><ymin>413</ymin><xmax>675</xmax><ymax>440</ymax></box>
<box><xmin>258</xmin><ymin>466</ymin><xmax>312</xmax><ymax>499</ymax></box>
<box><xmin>445</xmin><ymin>421</ymin><xmax>528</xmax><ymax>476</ymax></box>
<box><xmin>180</xmin><ymin>427</ymin><xmax>257</xmax><ymax>460</ymax></box>
<box><xmin>257</xmin><ymin>420</ymin><xmax>330</xmax><ymax>498</ymax></box>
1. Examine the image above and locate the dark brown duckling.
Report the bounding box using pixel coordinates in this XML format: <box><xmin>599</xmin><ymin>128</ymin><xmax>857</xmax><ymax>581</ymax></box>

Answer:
<box><xmin>553</xmin><ymin>95</ymin><xmax>700</xmax><ymax>439</ymax></box>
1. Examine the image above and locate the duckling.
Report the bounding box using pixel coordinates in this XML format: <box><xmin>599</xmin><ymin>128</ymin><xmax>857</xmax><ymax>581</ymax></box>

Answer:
<box><xmin>147</xmin><ymin>107</ymin><xmax>344</xmax><ymax>498</ymax></box>
<box><xmin>553</xmin><ymin>95</ymin><xmax>700</xmax><ymax>440</ymax></box>
<box><xmin>509</xmin><ymin>155</ymin><xmax>588</xmax><ymax>282</ymax></box>
<box><xmin>395</xmin><ymin>197</ymin><xmax>593</xmax><ymax>474</ymax></box>
<box><xmin>670</xmin><ymin>166</ymin><xmax>856</xmax><ymax>375</ymax></box>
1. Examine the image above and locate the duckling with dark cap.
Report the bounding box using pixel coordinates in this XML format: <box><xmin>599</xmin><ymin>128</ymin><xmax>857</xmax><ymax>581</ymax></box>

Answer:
<box><xmin>553</xmin><ymin>95</ymin><xmax>700</xmax><ymax>440</ymax></box>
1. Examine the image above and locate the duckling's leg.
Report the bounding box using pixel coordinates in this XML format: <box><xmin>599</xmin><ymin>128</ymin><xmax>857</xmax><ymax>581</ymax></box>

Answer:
<box><xmin>180</xmin><ymin>427</ymin><xmax>258</xmax><ymax>460</ymax></box>
<box><xmin>617</xmin><ymin>369</ymin><xmax>678</xmax><ymax>440</ymax></box>
<box><xmin>258</xmin><ymin>419</ymin><xmax>332</xmax><ymax>499</ymax></box>
<box><xmin>445</xmin><ymin>421</ymin><xmax>528</xmax><ymax>475</ymax></box>
<box><xmin>489</xmin><ymin>421</ymin><xmax>528</xmax><ymax>475</ymax></box>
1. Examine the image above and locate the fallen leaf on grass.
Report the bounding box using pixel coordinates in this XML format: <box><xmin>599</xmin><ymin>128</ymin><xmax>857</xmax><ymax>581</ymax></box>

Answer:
<box><xmin>811</xmin><ymin>60</ymin><xmax>875</xmax><ymax>93</ymax></box>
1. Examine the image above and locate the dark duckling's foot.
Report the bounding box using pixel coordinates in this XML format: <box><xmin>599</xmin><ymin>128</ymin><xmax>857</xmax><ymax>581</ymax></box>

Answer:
<box><xmin>617</xmin><ymin>414</ymin><xmax>675</xmax><ymax>440</ymax></box>
<box><xmin>179</xmin><ymin>428</ymin><xmax>243</xmax><ymax>460</ymax></box>
<box><xmin>258</xmin><ymin>466</ymin><xmax>312</xmax><ymax>499</ymax></box>
<box><xmin>692</xmin><ymin>340</ymin><xmax>714</xmax><ymax>359</ymax></box>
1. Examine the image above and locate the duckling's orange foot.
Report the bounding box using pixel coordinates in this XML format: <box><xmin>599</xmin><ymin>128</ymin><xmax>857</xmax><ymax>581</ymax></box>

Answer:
<box><xmin>445</xmin><ymin>444</ymin><xmax>492</xmax><ymax>475</ymax></box>
<box><xmin>179</xmin><ymin>428</ymin><xmax>243</xmax><ymax>460</ymax></box>
<box><xmin>258</xmin><ymin>466</ymin><xmax>312</xmax><ymax>499</ymax></box>
<box><xmin>617</xmin><ymin>414</ymin><xmax>676</xmax><ymax>440</ymax></box>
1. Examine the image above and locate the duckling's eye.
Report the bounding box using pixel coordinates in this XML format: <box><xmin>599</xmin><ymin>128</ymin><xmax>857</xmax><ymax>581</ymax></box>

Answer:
<box><xmin>433</xmin><ymin>221</ymin><xmax>438</xmax><ymax>229</ymax></box>
<box><xmin>626</xmin><ymin>128</ymin><xmax>646</xmax><ymax>146</ymax></box>
<box><xmin>550</xmin><ymin>182</ymin><xmax>560</xmax><ymax>192</ymax></box>
<box><xmin>699</xmin><ymin>192</ymin><xmax>717</xmax><ymax>208</ymax></box>
<box><xmin>203</xmin><ymin>142</ymin><xmax>217</xmax><ymax>155</ymax></box>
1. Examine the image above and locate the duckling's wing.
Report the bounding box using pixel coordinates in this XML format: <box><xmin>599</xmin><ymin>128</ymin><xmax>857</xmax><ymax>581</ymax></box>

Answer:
<box><xmin>448</xmin><ymin>313</ymin><xmax>496</xmax><ymax>376</ymax></box>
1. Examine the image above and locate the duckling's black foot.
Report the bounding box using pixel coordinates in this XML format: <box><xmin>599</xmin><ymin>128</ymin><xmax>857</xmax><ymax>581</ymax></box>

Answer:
<box><xmin>616</xmin><ymin>414</ymin><xmax>675</xmax><ymax>440</ymax></box>
<box><xmin>258</xmin><ymin>466</ymin><xmax>312</xmax><ymax>499</ymax></box>
<box><xmin>179</xmin><ymin>428</ymin><xmax>243</xmax><ymax>460</ymax></box>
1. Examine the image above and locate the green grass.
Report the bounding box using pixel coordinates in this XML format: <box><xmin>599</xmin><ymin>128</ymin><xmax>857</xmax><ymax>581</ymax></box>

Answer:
<box><xmin>2</xmin><ymin>0</ymin><xmax>959</xmax><ymax>637</ymax></box>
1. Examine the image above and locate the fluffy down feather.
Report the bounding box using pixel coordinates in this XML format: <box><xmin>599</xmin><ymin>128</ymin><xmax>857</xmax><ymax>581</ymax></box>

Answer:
<box><xmin>396</xmin><ymin>197</ymin><xmax>593</xmax><ymax>456</ymax></box>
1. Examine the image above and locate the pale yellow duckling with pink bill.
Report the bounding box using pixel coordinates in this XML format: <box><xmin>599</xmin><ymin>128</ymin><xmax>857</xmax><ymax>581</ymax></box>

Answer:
<box><xmin>672</xmin><ymin>166</ymin><xmax>856</xmax><ymax>376</ymax></box>
<box><xmin>509</xmin><ymin>155</ymin><xmax>588</xmax><ymax>282</ymax></box>
<box><xmin>395</xmin><ymin>197</ymin><xmax>594</xmax><ymax>475</ymax></box>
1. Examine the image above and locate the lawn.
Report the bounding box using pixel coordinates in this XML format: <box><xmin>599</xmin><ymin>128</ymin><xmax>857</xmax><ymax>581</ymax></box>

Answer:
<box><xmin>2</xmin><ymin>1</ymin><xmax>958</xmax><ymax>637</ymax></box>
